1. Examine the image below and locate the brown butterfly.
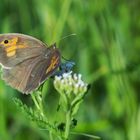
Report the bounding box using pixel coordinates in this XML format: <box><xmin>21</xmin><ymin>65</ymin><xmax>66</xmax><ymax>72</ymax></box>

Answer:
<box><xmin>0</xmin><ymin>33</ymin><xmax>61</xmax><ymax>94</ymax></box>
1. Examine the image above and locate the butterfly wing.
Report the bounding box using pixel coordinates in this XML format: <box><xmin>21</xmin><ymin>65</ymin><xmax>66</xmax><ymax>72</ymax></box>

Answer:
<box><xmin>1</xmin><ymin>46</ymin><xmax>60</xmax><ymax>94</ymax></box>
<box><xmin>0</xmin><ymin>33</ymin><xmax>47</xmax><ymax>68</ymax></box>
<box><xmin>2</xmin><ymin>56</ymin><xmax>43</xmax><ymax>93</ymax></box>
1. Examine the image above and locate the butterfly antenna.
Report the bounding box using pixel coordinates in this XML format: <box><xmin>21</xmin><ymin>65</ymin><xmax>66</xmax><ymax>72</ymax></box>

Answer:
<box><xmin>55</xmin><ymin>34</ymin><xmax>76</xmax><ymax>67</ymax></box>
<box><xmin>55</xmin><ymin>33</ymin><xmax>77</xmax><ymax>44</ymax></box>
<box><xmin>60</xmin><ymin>33</ymin><xmax>77</xmax><ymax>41</ymax></box>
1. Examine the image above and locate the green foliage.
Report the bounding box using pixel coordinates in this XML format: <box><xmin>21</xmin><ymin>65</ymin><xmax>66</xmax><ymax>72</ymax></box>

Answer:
<box><xmin>13</xmin><ymin>98</ymin><xmax>50</xmax><ymax>129</ymax></box>
<box><xmin>0</xmin><ymin>0</ymin><xmax>140</xmax><ymax>140</ymax></box>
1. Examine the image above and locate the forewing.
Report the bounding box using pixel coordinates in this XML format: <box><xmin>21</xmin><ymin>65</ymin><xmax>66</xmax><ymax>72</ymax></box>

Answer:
<box><xmin>0</xmin><ymin>33</ymin><xmax>47</xmax><ymax>68</ymax></box>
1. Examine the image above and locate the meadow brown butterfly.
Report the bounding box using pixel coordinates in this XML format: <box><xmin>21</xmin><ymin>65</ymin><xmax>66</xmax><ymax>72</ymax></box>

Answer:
<box><xmin>0</xmin><ymin>33</ymin><xmax>61</xmax><ymax>94</ymax></box>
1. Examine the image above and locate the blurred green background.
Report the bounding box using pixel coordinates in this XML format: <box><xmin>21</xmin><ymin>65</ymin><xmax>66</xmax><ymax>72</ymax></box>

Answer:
<box><xmin>0</xmin><ymin>0</ymin><xmax>140</xmax><ymax>140</ymax></box>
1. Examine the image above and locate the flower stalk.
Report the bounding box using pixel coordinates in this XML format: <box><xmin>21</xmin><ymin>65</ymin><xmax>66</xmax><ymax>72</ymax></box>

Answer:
<box><xmin>54</xmin><ymin>71</ymin><xmax>88</xmax><ymax>139</ymax></box>
<box><xmin>64</xmin><ymin>110</ymin><xmax>71</xmax><ymax>139</ymax></box>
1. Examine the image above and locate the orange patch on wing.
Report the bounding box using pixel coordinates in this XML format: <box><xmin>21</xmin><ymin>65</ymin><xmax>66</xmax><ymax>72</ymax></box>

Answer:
<box><xmin>5</xmin><ymin>45</ymin><xmax>17</xmax><ymax>57</ymax></box>
<box><xmin>3</xmin><ymin>37</ymin><xmax>27</xmax><ymax>57</ymax></box>
<box><xmin>46</xmin><ymin>56</ymin><xmax>59</xmax><ymax>74</ymax></box>
<box><xmin>5</xmin><ymin>44</ymin><xmax>27</xmax><ymax>57</ymax></box>
<box><xmin>7</xmin><ymin>51</ymin><xmax>16</xmax><ymax>57</ymax></box>
<box><xmin>11</xmin><ymin>37</ymin><xmax>18</xmax><ymax>44</ymax></box>
<box><xmin>6</xmin><ymin>45</ymin><xmax>17</xmax><ymax>52</ymax></box>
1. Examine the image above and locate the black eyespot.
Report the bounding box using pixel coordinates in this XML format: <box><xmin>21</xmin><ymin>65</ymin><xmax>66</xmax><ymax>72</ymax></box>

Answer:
<box><xmin>4</xmin><ymin>40</ymin><xmax>9</xmax><ymax>44</ymax></box>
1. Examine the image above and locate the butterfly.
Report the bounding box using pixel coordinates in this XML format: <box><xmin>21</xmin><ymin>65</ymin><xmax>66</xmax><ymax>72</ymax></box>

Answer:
<box><xmin>0</xmin><ymin>33</ymin><xmax>63</xmax><ymax>94</ymax></box>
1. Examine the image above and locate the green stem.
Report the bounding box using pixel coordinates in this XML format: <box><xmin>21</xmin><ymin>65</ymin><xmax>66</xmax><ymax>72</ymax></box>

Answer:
<box><xmin>49</xmin><ymin>131</ymin><xmax>53</xmax><ymax>140</ymax></box>
<box><xmin>31</xmin><ymin>94</ymin><xmax>44</xmax><ymax>117</ymax></box>
<box><xmin>31</xmin><ymin>94</ymin><xmax>40</xmax><ymax>110</ymax></box>
<box><xmin>64</xmin><ymin>110</ymin><xmax>71</xmax><ymax>139</ymax></box>
<box><xmin>37</xmin><ymin>93</ymin><xmax>44</xmax><ymax>117</ymax></box>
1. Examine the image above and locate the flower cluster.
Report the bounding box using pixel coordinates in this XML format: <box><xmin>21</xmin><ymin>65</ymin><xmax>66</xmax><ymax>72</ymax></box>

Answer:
<box><xmin>54</xmin><ymin>71</ymin><xmax>88</xmax><ymax>114</ymax></box>
<box><xmin>54</xmin><ymin>71</ymin><xmax>88</xmax><ymax>96</ymax></box>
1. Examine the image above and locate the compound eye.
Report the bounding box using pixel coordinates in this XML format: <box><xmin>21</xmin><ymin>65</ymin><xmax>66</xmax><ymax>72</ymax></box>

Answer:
<box><xmin>4</xmin><ymin>40</ymin><xmax>9</xmax><ymax>44</ymax></box>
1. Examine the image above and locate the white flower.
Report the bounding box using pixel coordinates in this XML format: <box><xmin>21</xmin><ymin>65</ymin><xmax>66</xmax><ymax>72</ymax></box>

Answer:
<box><xmin>54</xmin><ymin>72</ymin><xmax>88</xmax><ymax>96</ymax></box>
